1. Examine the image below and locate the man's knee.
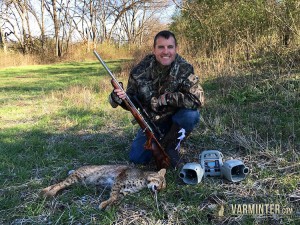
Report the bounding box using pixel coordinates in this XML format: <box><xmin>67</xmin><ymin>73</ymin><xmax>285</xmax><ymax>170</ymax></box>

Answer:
<box><xmin>172</xmin><ymin>109</ymin><xmax>200</xmax><ymax>131</ymax></box>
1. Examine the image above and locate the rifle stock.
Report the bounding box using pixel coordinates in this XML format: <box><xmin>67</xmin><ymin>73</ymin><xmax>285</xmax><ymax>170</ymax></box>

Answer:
<box><xmin>94</xmin><ymin>50</ymin><xmax>170</xmax><ymax>169</ymax></box>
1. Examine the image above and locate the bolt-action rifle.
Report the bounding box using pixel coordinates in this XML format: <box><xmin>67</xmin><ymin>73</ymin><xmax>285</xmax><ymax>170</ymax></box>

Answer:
<box><xmin>93</xmin><ymin>50</ymin><xmax>170</xmax><ymax>169</ymax></box>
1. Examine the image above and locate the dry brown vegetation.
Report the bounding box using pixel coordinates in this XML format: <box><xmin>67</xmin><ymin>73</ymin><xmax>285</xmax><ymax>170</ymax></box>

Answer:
<box><xmin>0</xmin><ymin>41</ymin><xmax>134</xmax><ymax>69</ymax></box>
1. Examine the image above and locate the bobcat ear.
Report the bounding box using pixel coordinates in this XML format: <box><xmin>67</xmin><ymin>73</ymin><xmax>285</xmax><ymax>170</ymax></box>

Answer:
<box><xmin>158</xmin><ymin>168</ymin><xmax>166</xmax><ymax>177</ymax></box>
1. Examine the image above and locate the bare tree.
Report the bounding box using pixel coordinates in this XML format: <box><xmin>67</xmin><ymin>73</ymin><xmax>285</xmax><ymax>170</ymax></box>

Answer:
<box><xmin>11</xmin><ymin>0</ymin><xmax>30</xmax><ymax>53</ymax></box>
<box><xmin>118</xmin><ymin>0</ymin><xmax>167</xmax><ymax>46</ymax></box>
<box><xmin>0</xmin><ymin>0</ymin><xmax>175</xmax><ymax>57</ymax></box>
<box><xmin>0</xmin><ymin>2</ymin><xmax>7</xmax><ymax>52</ymax></box>
<box><xmin>41</xmin><ymin>0</ymin><xmax>45</xmax><ymax>52</ymax></box>
<box><xmin>1</xmin><ymin>1</ymin><xmax>23</xmax><ymax>48</ymax></box>
<box><xmin>0</xmin><ymin>26</ymin><xmax>7</xmax><ymax>52</ymax></box>
<box><xmin>51</xmin><ymin>0</ymin><xmax>60</xmax><ymax>56</ymax></box>
<box><xmin>87</xmin><ymin>0</ymin><xmax>97</xmax><ymax>50</ymax></box>
<box><xmin>80</xmin><ymin>0</ymin><xmax>98</xmax><ymax>51</ymax></box>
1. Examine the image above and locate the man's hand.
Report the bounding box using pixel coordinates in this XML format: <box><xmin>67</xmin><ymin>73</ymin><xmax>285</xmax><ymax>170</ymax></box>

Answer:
<box><xmin>109</xmin><ymin>82</ymin><xmax>126</xmax><ymax>108</ymax></box>
<box><xmin>113</xmin><ymin>88</ymin><xmax>126</xmax><ymax>100</ymax></box>
<box><xmin>151</xmin><ymin>93</ymin><xmax>168</xmax><ymax>112</ymax></box>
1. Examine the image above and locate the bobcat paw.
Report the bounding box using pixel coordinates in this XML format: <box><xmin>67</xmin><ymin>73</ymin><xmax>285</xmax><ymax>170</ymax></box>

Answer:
<box><xmin>99</xmin><ymin>200</ymin><xmax>113</xmax><ymax>210</ymax></box>
<box><xmin>99</xmin><ymin>202</ymin><xmax>108</xmax><ymax>210</ymax></box>
<box><xmin>40</xmin><ymin>186</ymin><xmax>57</xmax><ymax>198</ymax></box>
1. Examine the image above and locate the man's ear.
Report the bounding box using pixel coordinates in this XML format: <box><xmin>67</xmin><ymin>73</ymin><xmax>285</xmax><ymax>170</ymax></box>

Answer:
<box><xmin>158</xmin><ymin>168</ymin><xmax>166</xmax><ymax>177</ymax></box>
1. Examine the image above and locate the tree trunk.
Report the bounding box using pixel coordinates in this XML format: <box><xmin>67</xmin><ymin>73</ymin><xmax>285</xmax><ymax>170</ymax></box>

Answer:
<box><xmin>0</xmin><ymin>27</ymin><xmax>7</xmax><ymax>53</ymax></box>
<box><xmin>52</xmin><ymin>0</ymin><xmax>60</xmax><ymax>57</ymax></box>
<box><xmin>41</xmin><ymin>0</ymin><xmax>45</xmax><ymax>53</ymax></box>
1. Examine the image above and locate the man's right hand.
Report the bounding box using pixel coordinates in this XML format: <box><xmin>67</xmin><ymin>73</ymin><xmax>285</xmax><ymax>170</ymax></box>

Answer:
<box><xmin>109</xmin><ymin>87</ymin><xmax>126</xmax><ymax>108</ymax></box>
<box><xmin>113</xmin><ymin>88</ymin><xmax>126</xmax><ymax>100</ymax></box>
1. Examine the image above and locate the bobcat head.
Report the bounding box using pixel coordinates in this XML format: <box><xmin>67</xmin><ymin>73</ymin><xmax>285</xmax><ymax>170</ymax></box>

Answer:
<box><xmin>147</xmin><ymin>168</ymin><xmax>167</xmax><ymax>192</ymax></box>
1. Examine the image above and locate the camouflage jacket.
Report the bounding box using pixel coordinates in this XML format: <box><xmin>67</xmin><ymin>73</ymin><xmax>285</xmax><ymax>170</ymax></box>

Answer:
<box><xmin>111</xmin><ymin>54</ymin><xmax>204</xmax><ymax>121</ymax></box>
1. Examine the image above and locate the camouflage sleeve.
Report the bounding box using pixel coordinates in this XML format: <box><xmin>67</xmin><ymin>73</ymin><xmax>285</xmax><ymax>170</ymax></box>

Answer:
<box><xmin>126</xmin><ymin>74</ymin><xmax>138</xmax><ymax>99</ymax></box>
<box><xmin>108</xmin><ymin>91</ymin><xmax>122</xmax><ymax>108</ymax></box>
<box><xmin>166</xmin><ymin>74</ymin><xmax>205</xmax><ymax>109</ymax></box>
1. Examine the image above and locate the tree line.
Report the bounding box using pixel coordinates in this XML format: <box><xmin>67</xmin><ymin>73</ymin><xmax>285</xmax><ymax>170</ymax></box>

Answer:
<box><xmin>170</xmin><ymin>0</ymin><xmax>299</xmax><ymax>72</ymax></box>
<box><xmin>0</xmin><ymin>0</ymin><xmax>169</xmax><ymax>57</ymax></box>
<box><xmin>1</xmin><ymin>0</ymin><xmax>299</xmax><ymax>69</ymax></box>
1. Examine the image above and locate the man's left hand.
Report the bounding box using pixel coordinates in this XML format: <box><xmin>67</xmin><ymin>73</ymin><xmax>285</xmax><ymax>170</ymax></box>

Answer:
<box><xmin>151</xmin><ymin>94</ymin><xmax>168</xmax><ymax>112</ymax></box>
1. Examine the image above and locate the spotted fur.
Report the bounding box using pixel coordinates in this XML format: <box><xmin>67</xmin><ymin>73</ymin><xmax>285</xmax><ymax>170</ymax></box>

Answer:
<box><xmin>41</xmin><ymin>165</ymin><xmax>166</xmax><ymax>209</ymax></box>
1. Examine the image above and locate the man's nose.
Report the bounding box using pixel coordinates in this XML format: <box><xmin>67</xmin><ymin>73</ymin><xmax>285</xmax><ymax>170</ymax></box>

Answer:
<box><xmin>162</xmin><ymin>47</ymin><xmax>168</xmax><ymax>54</ymax></box>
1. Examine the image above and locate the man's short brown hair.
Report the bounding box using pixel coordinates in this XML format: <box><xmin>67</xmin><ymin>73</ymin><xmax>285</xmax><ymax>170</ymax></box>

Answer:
<box><xmin>153</xmin><ymin>30</ymin><xmax>177</xmax><ymax>47</ymax></box>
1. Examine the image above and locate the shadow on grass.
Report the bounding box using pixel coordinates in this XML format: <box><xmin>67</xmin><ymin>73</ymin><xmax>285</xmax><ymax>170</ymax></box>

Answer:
<box><xmin>0</xmin><ymin>126</ymin><xmax>133</xmax><ymax>181</ymax></box>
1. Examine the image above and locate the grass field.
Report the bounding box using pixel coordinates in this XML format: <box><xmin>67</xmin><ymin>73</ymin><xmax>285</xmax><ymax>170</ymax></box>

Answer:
<box><xmin>0</xmin><ymin>60</ymin><xmax>299</xmax><ymax>224</ymax></box>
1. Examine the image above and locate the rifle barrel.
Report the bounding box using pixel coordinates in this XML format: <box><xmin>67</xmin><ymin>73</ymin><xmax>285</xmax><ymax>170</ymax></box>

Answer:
<box><xmin>93</xmin><ymin>50</ymin><xmax>155</xmax><ymax>134</ymax></box>
<box><xmin>93</xmin><ymin>50</ymin><xmax>121</xmax><ymax>87</ymax></box>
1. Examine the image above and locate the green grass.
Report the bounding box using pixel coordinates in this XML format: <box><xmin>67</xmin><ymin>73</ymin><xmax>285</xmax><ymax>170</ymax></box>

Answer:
<box><xmin>0</xmin><ymin>61</ymin><xmax>299</xmax><ymax>224</ymax></box>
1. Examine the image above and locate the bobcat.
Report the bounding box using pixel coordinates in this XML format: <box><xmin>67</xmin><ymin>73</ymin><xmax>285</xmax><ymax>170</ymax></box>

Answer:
<box><xmin>41</xmin><ymin>165</ymin><xmax>167</xmax><ymax>209</ymax></box>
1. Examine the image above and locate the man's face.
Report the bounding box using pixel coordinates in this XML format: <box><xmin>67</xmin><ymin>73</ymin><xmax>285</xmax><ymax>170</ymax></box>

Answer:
<box><xmin>153</xmin><ymin>36</ymin><xmax>177</xmax><ymax>66</ymax></box>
